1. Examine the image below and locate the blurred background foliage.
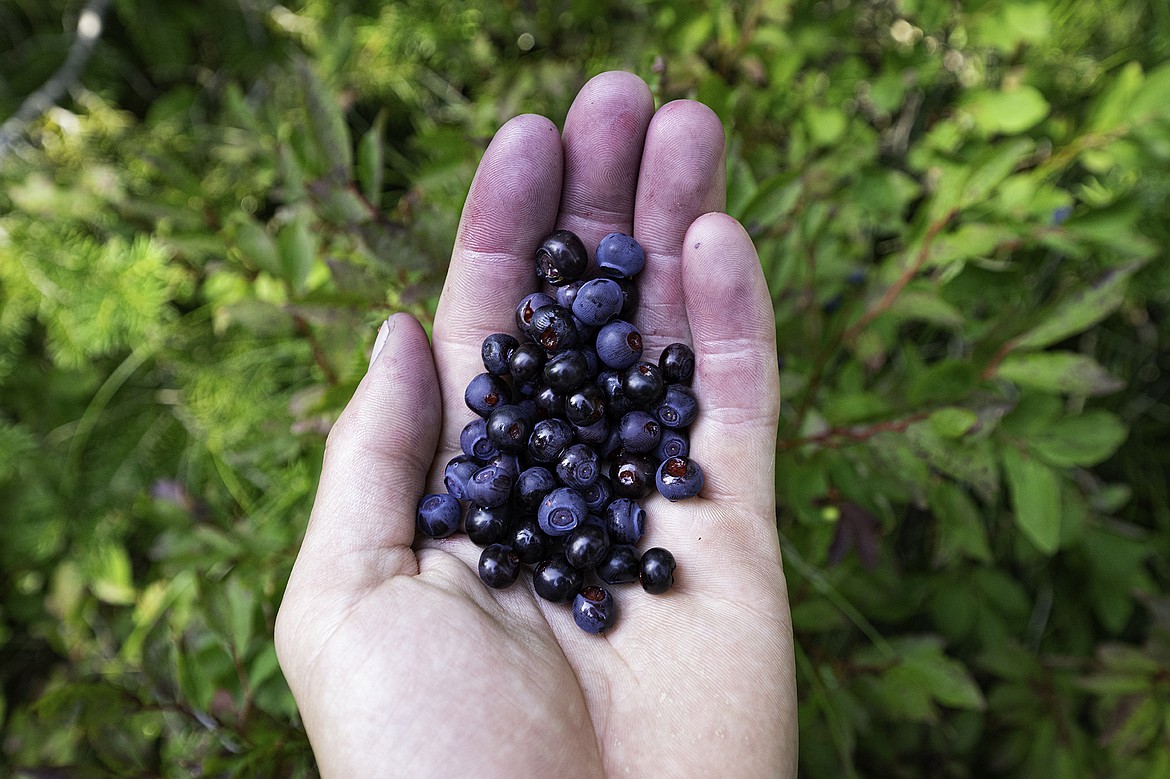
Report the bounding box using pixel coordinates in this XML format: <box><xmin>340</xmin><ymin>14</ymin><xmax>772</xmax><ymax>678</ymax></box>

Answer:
<box><xmin>1</xmin><ymin>0</ymin><xmax>1169</xmax><ymax>775</ymax></box>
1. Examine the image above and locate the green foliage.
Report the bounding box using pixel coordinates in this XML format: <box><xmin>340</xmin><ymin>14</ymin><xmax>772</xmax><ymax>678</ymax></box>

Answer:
<box><xmin>1</xmin><ymin>0</ymin><xmax>1169</xmax><ymax>775</ymax></box>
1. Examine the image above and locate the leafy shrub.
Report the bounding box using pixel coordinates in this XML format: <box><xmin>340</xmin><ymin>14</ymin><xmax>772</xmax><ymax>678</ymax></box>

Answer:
<box><xmin>1</xmin><ymin>0</ymin><xmax>1168</xmax><ymax>775</ymax></box>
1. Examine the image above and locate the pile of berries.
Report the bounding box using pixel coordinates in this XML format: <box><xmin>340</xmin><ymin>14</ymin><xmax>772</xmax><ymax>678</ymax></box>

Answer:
<box><xmin>416</xmin><ymin>229</ymin><xmax>704</xmax><ymax>634</ymax></box>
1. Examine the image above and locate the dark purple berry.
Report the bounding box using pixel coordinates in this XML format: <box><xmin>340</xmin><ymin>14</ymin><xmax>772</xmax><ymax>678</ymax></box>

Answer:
<box><xmin>488</xmin><ymin>452</ymin><xmax>522</xmax><ymax>482</ymax></box>
<box><xmin>537</xmin><ymin>487</ymin><xmax>587</xmax><ymax>536</ymax></box>
<box><xmin>615</xmin><ymin>277</ymin><xmax>639</xmax><ymax>319</ymax></box>
<box><xmin>566</xmin><ymin>383</ymin><xmax>606</xmax><ymax>427</ymax></box>
<box><xmin>478</xmin><ymin>544</ymin><xmax>520</xmax><ymax>589</ymax></box>
<box><xmin>516</xmin><ymin>466</ymin><xmax>557</xmax><ymax>512</ymax></box>
<box><xmin>509</xmin><ymin>342</ymin><xmax>546</xmax><ymax>383</ymax></box>
<box><xmin>482</xmin><ymin>333</ymin><xmax>519</xmax><ymax>376</ymax></box>
<box><xmin>443</xmin><ymin>455</ymin><xmax>479</xmax><ymax>500</ymax></box>
<box><xmin>543</xmin><ymin>349</ymin><xmax>588</xmax><ymax>391</ymax></box>
<box><xmin>510</xmin><ymin>518</ymin><xmax>550</xmax><ymax>565</ymax></box>
<box><xmin>533</xmin><ymin>555</ymin><xmax>583</xmax><ymax>603</ymax></box>
<box><xmin>486</xmin><ymin>404</ymin><xmax>532</xmax><ymax>453</ymax></box>
<box><xmin>655</xmin><ymin>456</ymin><xmax>704</xmax><ymax>501</ymax></box>
<box><xmin>515</xmin><ymin>292</ymin><xmax>556</xmax><ymax>337</ymax></box>
<box><xmin>465</xmin><ymin>504</ymin><xmax>512</xmax><ymax>546</ymax></box>
<box><xmin>460</xmin><ymin>418</ymin><xmax>498</xmax><ymax>461</ymax></box>
<box><xmin>556</xmin><ymin>279</ymin><xmax>587</xmax><ymax>309</ymax></box>
<box><xmin>417</xmin><ymin>493</ymin><xmax>462</xmax><ymax>538</ymax></box>
<box><xmin>530</xmin><ymin>305</ymin><xmax>579</xmax><ymax>353</ymax></box>
<box><xmin>595</xmin><ymin>320</ymin><xmax>643</xmax><ymax>370</ymax></box>
<box><xmin>640</xmin><ymin>547</ymin><xmax>676</xmax><ymax>594</ymax></box>
<box><xmin>658</xmin><ymin>342</ymin><xmax>695</xmax><ymax>385</ymax></box>
<box><xmin>573</xmin><ymin>585</ymin><xmax>617</xmax><ymax>633</ymax></box>
<box><xmin>655</xmin><ymin>428</ymin><xmax>690</xmax><ymax>461</ymax></box>
<box><xmin>618</xmin><ymin>410</ymin><xmax>661</xmax><ymax>454</ymax></box>
<box><xmin>565</xmin><ymin>523</ymin><xmax>610</xmax><ymax>570</ymax></box>
<box><xmin>596</xmin><ymin>232</ymin><xmax>646</xmax><ymax>278</ymax></box>
<box><xmin>597</xmin><ymin>545</ymin><xmax>640</xmax><ymax>585</ymax></box>
<box><xmin>571</xmin><ymin>278</ymin><xmax>624</xmax><ymax>326</ymax></box>
<box><xmin>465</xmin><ymin>372</ymin><xmax>512</xmax><ymax>418</ymax></box>
<box><xmin>604</xmin><ymin>498</ymin><xmax>646</xmax><ymax>545</ymax></box>
<box><xmin>535</xmin><ymin>230</ymin><xmax>588</xmax><ymax>286</ymax></box>
<box><xmin>573</xmin><ymin>417</ymin><xmax>610</xmax><ymax>445</ymax></box>
<box><xmin>610</xmin><ymin>454</ymin><xmax>655</xmax><ymax>499</ymax></box>
<box><xmin>465</xmin><ymin>464</ymin><xmax>513</xmax><ymax>508</ymax></box>
<box><xmin>529</xmin><ymin>418</ymin><xmax>574</xmax><ymax>463</ymax></box>
<box><xmin>654</xmin><ymin>384</ymin><xmax>698</xmax><ymax>429</ymax></box>
<box><xmin>580</xmin><ymin>475</ymin><xmax>613</xmax><ymax>513</ymax></box>
<box><xmin>598</xmin><ymin>370</ymin><xmax>634</xmax><ymax>420</ymax></box>
<box><xmin>623</xmin><ymin>362</ymin><xmax>665</xmax><ymax>407</ymax></box>
<box><xmin>556</xmin><ymin>443</ymin><xmax>600</xmax><ymax>490</ymax></box>
<box><xmin>534</xmin><ymin>385</ymin><xmax>566</xmax><ymax>418</ymax></box>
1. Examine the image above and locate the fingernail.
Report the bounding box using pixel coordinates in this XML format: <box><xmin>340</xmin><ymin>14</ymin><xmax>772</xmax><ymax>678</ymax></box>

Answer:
<box><xmin>369</xmin><ymin>316</ymin><xmax>395</xmax><ymax>369</ymax></box>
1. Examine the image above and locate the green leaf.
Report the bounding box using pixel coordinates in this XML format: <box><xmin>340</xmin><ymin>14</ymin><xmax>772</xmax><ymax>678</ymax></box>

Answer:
<box><xmin>929</xmin><ymin>407</ymin><xmax>979</xmax><ymax>439</ymax></box>
<box><xmin>296</xmin><ymin>59</ymin><xmax>353</xmax><ymax>181</ymax></box>
<box><xmin>1130</xmin><ymin>61</ymin><xmax>1170</xmax><ymax>125</ymax></box>
<box><xmin>906</xmin><ymin>423</ymin><xmax>1000</xmax><ymax>502</ymax></box>
<box><xmin>1001</xmin><ymin>446</ymin><xmax>1061</xmax><ymax>554</ymax></box>
<box><xmin>964</xmin><ymin>86</ymin><xmax>1050</xmax><ymax>135</ymax></box>
<box><xmin>1014</xmin><ymin>261</ymin><xmax>1144</xmax><ymax>349</ymax></box>
<box><xmin>961</xmin><ymin>138</ymin><xmax>1034</xmax><ymax>207</ymax></box>
<box><xmin>227</xmin><ymin>214</ymin><xmax>282</xmax><ymax>277</ymax></box>
<box><xmin>996</xmin><ymin>352</ymin><xmax>1125</xmax><ymax>396</ymax></box>
<box><xmin>277</xmin><ymin>208</ymin><xmax>317</xmax><ymax>294</ymax></box>
<box><xmin>926</xmin><ymin>223</ymin><xmax>1016</xmax><ymax>268</ymax></box>
<box><xmin>886</xmin><ymin>290</ymin><xmax>965</xmax><ymax>329</ymax></box>
<box><xmin>1028</xmin><ymin>410</ymin><xmax>1128</xmax><ymax>467</ymax></box>
<box><xmin>357</xmin><ymin>109</ymin><xmax>387</xmax><ymax>205</ymax></box>
<box><xmin>930</xmin><ymin>481</ymin><xmax>993</xmax><ymax>564</ymax></box>
<box><xmin>1089</xmin><ymin>61</ymin><xmax>1144</xmax><ymax>133</ymax></box>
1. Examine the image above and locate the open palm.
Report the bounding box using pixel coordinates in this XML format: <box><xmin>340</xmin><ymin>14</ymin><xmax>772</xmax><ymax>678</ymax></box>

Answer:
<box><xmin>275</xmin><ymin>71</ymin><xmax>797</xmax><ymax>777</ymax></box>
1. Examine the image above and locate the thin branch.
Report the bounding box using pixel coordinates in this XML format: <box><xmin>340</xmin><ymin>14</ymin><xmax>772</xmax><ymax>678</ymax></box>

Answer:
<box><xmin>778</xmin><ymin>411</ymin><xmax>929</xmax><ymax>452</ymax></box>
<box><xmin>0</xmin><ymin>0</ymin><xmax>113</xmax><ymax>161</ymax></box>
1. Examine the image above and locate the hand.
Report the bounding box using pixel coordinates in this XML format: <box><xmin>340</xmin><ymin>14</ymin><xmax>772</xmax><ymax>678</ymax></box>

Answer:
<box><xmin>275</xmin><ymin>71</ymin><xmax>797</xmax><ymax>778</ymax></box>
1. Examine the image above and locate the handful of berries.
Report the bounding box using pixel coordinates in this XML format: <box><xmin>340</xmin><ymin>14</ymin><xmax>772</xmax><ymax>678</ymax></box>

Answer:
<box><xmin>416</xmin><ymin>230</ymin><xmax>704</xmax><ymax>634</ymax></box>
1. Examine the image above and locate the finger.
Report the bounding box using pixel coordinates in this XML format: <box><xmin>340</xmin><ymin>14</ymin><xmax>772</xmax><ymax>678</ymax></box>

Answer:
<box><xmin>293</xmin><ymin>313</ymin><xmax>441</xmax><ymax>585</ymax></box>
<box><xmin>682</xmin><ymin>213</ymin><xmax>780</xmax><ymax>512</ymax></box>
<box><xmin>556</xmin><ymin>71</ymin><xmax>654</xmax><ymax>255</ymax></box>
<box><xmin>632</xmin><ymin>101</ymin><xmax>726</xmax><ymax>351</ymax></box>
<box><xmin>432</xmin><ymin>113</ymin><xmax>564</xmax><ymax>448</ymax></box>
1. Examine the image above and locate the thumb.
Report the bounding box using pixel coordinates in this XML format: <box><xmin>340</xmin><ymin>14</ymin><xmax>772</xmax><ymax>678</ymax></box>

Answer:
<box><xmin>292</xmin><ymin>312</ymin><xmax>441</xmax><ymax>590</ymax></box>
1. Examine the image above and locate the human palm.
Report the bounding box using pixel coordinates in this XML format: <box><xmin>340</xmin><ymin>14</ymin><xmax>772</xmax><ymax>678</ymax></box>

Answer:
<box><xmin>276</xmin><ymin>72</ymin><xmax>797</xmax><ymax>777</ymax></box>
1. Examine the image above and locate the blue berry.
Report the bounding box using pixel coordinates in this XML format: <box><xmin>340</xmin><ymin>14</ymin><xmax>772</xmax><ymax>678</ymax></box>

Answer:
<box><xmin>594</xmin><ymin>320</ymin><xmax>643</xmax><ymax>370</ymax></box>
<box><xmin>598</xmin><ymin>369</ymin><xmax>634</xmax><ymax>420</ymax></box>
<box><xmin>465</xmin><ymin>464</ymin><xmax>513</xmax><ymax>508</ymax></box>
<box><xmin>478</xmin><ymin>544</ymin><xmax>521</xmax><ymax>589</ymax></box>
<box><xmin>623</xmin><ymin>362</ymin><xmax>665</xmax><ymax>407</ymax></box>
<box><xmin>573</xmin><ymin>417</ymin><xmax>610</xmax><ymax>446</ymax></box>
<box><xmin>528</xmin><ymin>418</ymin><xmax>574</xmax><ymax>463</ymax></box>
<box><xmin>516</xmin><ymin>466</ymin><xmax>557</xmax><ymax>512</ymax></box>
<box><xmin>537</xmin><ymin>487</ymin><xmax>587</xmax><ymax>536</ymax></box>
<box><xmin>543</xmin><ymin>349</ymin><xmax>588</xmax><ymax>392</ymax></box>
<box><xmin>658</xmin><ymin>342</ymin><xmax>694</xmax><ymax>385</ymax></box>
<box><xmin>565</xmin><ymin>523</ymin><xmax>610</xmax><ymax>570</ymax></box>
<box><xmin>486</xmin><ymin>404</ymin><xmax>532</xmax><ymax>453</ymax></box>
<box><xmin>443</xmin><ymin>455</ymin><xmax>479</xmax><ymax>500</ymax></box>
<box><xmin>639</xmin><ymin>547</ymin><xmax>676</xmax><ymax>594</ymax></box>
<box><xmin>482</xmin><ymin>333</ymin><xmax>519</xmax><ymax>376</ymax></box>
<box><xmin>530</xmin><ymin>305</ymin><xmax>579</xmax><ymax>353</ymax></box>
<box><xmin>654</xmin><ymin>385</ymin><xmax>698</xmax><ymax>429</ymax></box>
<box><xmin>610</xmin><ymin>454</ymin><xmax>655</xmax><ymax>499</ymax></box>
<box><xmin>510</xmin><ymin>518</ymin><xmax>550</xmax><ymax>565</ymax></box>
<box><xmin>618</xmin><ymin>410</ymin><xmax>661</xmax><ymax>454</ymax></box>
<box><xmin>515</xmin><ymin>292</ymin><xmax>556</xmax><ymax>337</ymax></box>
<box><xmin>465</xmin><ymin>504</ymin><xmax>511</xmax><ymax>546</ymax></box>
<box><xmin>573</xmin><ymin>585</ymin><xmax>617</xmax><ymax>633</ymax></box>
<box><xmin>460</xmin><ymin>418</ymin><xmax>498</xmax><ymax>460</ymax></box>
<box><xmin>556</xmin><ymin>279</ymin><xmax>586</xmax><ymax>309</ymax></box>
<box><xmin>571</xmin><ymin>278</ymin><xmax>624</xmax><ymax>326</ymax></box>
<box><xmin>596</xmin><ymin>232</ymin><xmax>645</xmax><ymax>278</ymax></box>
<box><xmin>534</xmin><ymin>385</ymin><xmax>566</xmax><ymax>418</ymax></box>
<box><xmin>556</xmin><ymin>443</ymin><xmax>600</xmax><ymax>490</ymax></box>
<box><xmin>566</xmin><ymin>383</ymin><xmax>606</xmax><ymax>426</ymax></box>
<box><xmin>536</xmin><ymin>230</ymin><xmax>588</xmax><ymax>286</ymax></box>
<box><xmin>416</xmin><ymin>493</ymin><xmax>462</xmax><ymax>538</ymax></box>
<box><xmin>508</xmin><ymin>342</ymin><xmax>546</xmax><ymax>383</ymax></box>
<box><xmin>604</xmin><ymin>498</ymin><xmax>645</xmax><ymax>545</ymax></box>
<box><xmin>598</xmin><ymin>426</ymin><xmax>624</xmax><ymax>460</ymax></box>
<box><xmin>654</xmin><ymin>428</ymin><xmax>690</xmax><ymax>461</ymax></box>
<box><xmin>597</xmin><ymin>545</ymin><xmax>640</xmax><ymax>585</ymax></box>
<box><xmin>465</xmin><ymin>372</ymin><xmax>511</xmax><ymax>418</ymax></box>
<box><xmin>655</xmin><ymin>456</ymin><xmax>704</xmax><ymax>501</ymax></box>
<box><xmin>487</xmin><ymin>452</ymin><xmax>522</xmax><ymax>482</ymax></box>
<box><xmin>533</xmin><ymin>555</ymin><xmax>583</xmax><ymax>603</ymax></box>
<box><xmin>580</xmin><ymin>475</ymin><xmax>613</xmax><ymax>513</ymax></box>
